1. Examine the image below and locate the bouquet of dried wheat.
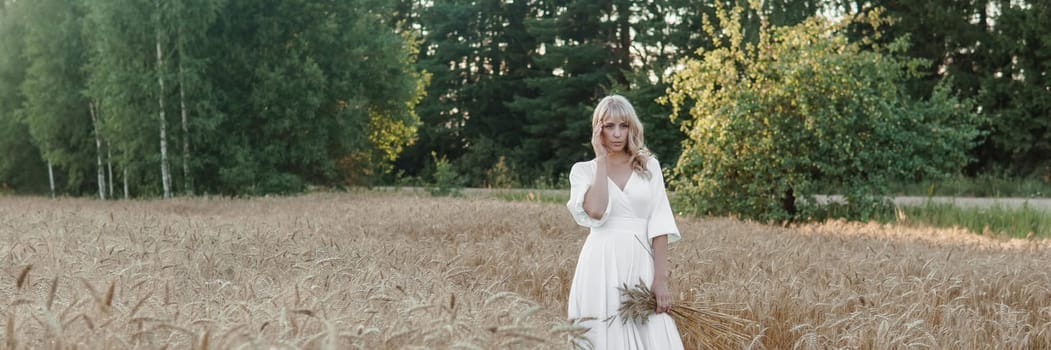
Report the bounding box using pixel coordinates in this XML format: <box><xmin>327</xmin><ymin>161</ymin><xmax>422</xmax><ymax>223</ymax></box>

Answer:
<box><xmin>608</xmin><ymin>280</ymin><xmax>757</xmax><ymax>350</ymax></box>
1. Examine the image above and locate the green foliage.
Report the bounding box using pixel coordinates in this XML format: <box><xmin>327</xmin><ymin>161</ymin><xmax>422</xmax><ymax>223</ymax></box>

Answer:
<box><xmin>77</xmin><ymin>0</ymin><xmax>428</xmax><ymax>196</ymax></box>
<box><xmin>485</xmin><ymin>156</ymin><xmax>517</xmax><ymax>189</ymax></box>
<box><xmin>507</xmin><ymin>0</ymin><xmax>634</xmax><ymax>181</ymax></box>
<box><xmin>883</xmin><ymin>174</ymin><xmax>1051</xmax><ymax>198</ymax></box>
<box><xmin>83</xmin><ymin>0</ymin><xmax>168</xmax><ymax>197</ymax></box>
<box><xmin>0</xmin><ymin>5</ymin><xmax>48</xmax><ymax>193</ymax></box>
<box><xmin>0</xmin><ymin>114</ymin><xmax>47</xmax><ymax>194</ymax></box>
<box><xmin>427</xmin><ymin>152</ymin><xmax>463</xmax><ymax>197</ymax></box>
<box><xmin>973</xmin><ymin>2</ymin><xmax>1051</xmax><ymax>175</ymax></box>
<box><xmin>19</xmin><ymin>0</ymin><xmax>97</xmax><ymax>195</ymax></box>
<box><xmin>841</xmin><ymin>1</ymin><xmax>1050</xmax><ymax>176</ymax></box>
<box><xmin>491</xmin><ymin>189</ymin><xmax>569</xmax><ymax>204</ymax></box>
<box><xmin>449</xmin><ymin>137</ymin><xmax>496</xmax><ymax>188</ymax></box>
<box><xmin>4</xmin><ymin>0</ymin><xmax>1049</xmax><ymax>197</ymax></box>
<box><xmin>395</xmin><ymin>0</ymin><xmax>543</xmax><ymax>185</ymax></box>
<box><xmin>892</xmin><ymin>202</ymin><xmax>1050</xmax><ymax>239</ymax></box>
<box><xmin>803</xmin><ymin>198</ymin><xmax>1050</xmax><ymax>239</ymax></box>
<box><xmin>665</xmin><ymin>5</ymin><xmax>981</xmax><ymax>222</ymax></box>
<box><xmin>398</xmin><ymin>0</ymin><xmax>749</xmax><ymax>186</ymax></box>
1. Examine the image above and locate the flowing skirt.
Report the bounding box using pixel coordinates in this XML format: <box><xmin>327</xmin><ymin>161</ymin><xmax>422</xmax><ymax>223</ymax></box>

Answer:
<box><xmin>567</xmin><ymin>217</ymin><xmax>684</xmax><ymax>350</ymax></box>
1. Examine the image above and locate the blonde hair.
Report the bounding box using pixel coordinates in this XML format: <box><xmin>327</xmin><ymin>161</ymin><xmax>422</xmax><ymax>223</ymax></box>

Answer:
<box><xmin>592</xmin><ymin>95</ymin><xmax>651</xmax><ymax>178</ymax></box>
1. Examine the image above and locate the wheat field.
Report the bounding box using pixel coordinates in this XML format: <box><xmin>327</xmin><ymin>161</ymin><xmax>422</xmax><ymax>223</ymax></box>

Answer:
<box><xmin>1</xmin><ymin>191</ymin><xmax>1049</xmax><ymax>349</ymax></box>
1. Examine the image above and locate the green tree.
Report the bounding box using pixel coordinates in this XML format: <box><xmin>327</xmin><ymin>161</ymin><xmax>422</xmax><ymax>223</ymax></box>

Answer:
<box><xmin>4</xmin><ymin>0</ymin><xmax>427</xmax><ymax>197</ymax></box>
<box><xmin>831</xmin><ymin>1</ymin><xmax>992</xmax><ymax>98</ymax></box>
<box><xmin>624</xmin><ymin>0</ymin><xmax>832</xmax><ymax>167</ymax></box>
<box><xmin>508</xmin><ymin>0</ymin><xmax>833</xmax><ymax>183</ymax></box>
<box><xmin>393</xmin><ymin>1</ymin><xmax>835</xmax><ymax>187</ymax></box>
<box><xmin>832</xmin><ymin>1</ymin><xmax>1049</xmax><ymax>175</ymax></box>
<box><xmin>508</xmin><ymin>0</ymin><xmax>650</xmax><ymax>181</ymax></box>
<box><xmin>394</xmin><ymin>0</ymin><xmax>544</xmax><ymax>186</ymax></box>
<box><xmin>21</xmin><ymin>0</ymin><xmax>96</xmax><ymax>197</ymax></box>
<box><xmin>617</xmin><ymin>0</ymin><xmax>726</xmax><ymax>168</ymax></box>
<box><xmin>665</xmin><ymin>6</ymin><xmax>981</xmax><ymax>222</ymax></box>
<box><xmin>974</xmin><ymin>1</ymin><xmax>1051</xmax><ymax>176</ymax></box>
<box><xmin>170</xmin><ymin>0</ymin><xmax>224</xmax><ymax>195</ymax></box>
<box><xmin>0</xmin><ymin>2</ymin><xmax>48</xmax><ymax>193</ymax></box>
<box><xmin>84</xmin><ymin>0</ymin><xmax>165</xmax><ymax>198</ymax></box>
<box><xmin>203</xmin><ymin>0</ymin><xmax>426</xmax><ymax>193</ymax></box>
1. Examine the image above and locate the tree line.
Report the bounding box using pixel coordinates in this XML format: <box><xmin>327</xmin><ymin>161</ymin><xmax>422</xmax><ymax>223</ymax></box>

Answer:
<box><xmin>0</xmin><ymin>0</ymin><xmax>1047</xmax><ymax>198</ymax></box>
<box><xmin>0</xmin><ymin>0</ymin><xmax>424</xmax><ymax>197</ymax></box>
<box><xmin>392</xmin><ymin>0</ymin><xmax>1048</xmax><ymax>189</ymax></box>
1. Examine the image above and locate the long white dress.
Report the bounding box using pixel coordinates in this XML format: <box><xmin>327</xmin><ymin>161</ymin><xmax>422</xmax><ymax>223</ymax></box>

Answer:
<box><xmin>566</xmin><ymin>156</ymin><xmax>684</xmax><ymax>350</ymax></box>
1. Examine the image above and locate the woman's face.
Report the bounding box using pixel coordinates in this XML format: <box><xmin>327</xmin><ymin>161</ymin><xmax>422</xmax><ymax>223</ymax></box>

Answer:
<box><xmin>601</xmin><ymin>118</ymin><xmax>630</xmax><ymax>153</ymax></box>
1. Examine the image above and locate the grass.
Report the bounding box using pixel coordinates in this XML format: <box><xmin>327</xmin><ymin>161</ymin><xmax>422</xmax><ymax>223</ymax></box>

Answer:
<box><xmin>887</xmin><ymin>202</ymin><xmax>1051</xmax><ymax>239</ymax></box>
<box><xmin>489</xmin><ymin>189</ymin><xmax>568</xmax><ymax>204</ymax></box>
<box><xmin>491</xmin><ymin>188</ymin><xmax>1050</xmax><ymax>238</ymax></box>
<box><xmin>886</xmin><ymin>175</ymin><xmax>1050</xmax><ymax>197</ymax></box>
<box><xmin>1</xmin><ymin>192</ymin><xmax>1049</xmax><ymax>349</ymax></box>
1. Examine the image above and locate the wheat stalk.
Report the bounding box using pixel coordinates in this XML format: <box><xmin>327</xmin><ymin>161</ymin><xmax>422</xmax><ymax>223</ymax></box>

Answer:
<box><xmin>15</xmin><ymin>265</ymin><xmax>31</xmax><ymax>289</ymax></box>
<box><xmin>610</xmin><ymin>280</ymin><xmax>756</xmax><ymax>350</ymax></box>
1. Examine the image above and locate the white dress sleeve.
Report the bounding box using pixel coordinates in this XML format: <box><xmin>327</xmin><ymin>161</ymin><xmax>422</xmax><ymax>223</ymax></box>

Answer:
<box><xmin>646</xmin><ymin>158</ymin><xmax>681</xmax><ymax>243</ymax></box>
<box><xmin>566</xmin><ymin>161</ymin><xmax>612</xmax><ymax>227</ymax></box>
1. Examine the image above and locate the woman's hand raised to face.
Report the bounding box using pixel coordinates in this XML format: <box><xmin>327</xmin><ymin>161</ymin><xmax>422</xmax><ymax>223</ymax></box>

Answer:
<box><xmin>592</xmin><ymin>124</ymin><xmax>608</xmax><ymax>159</ymax></box>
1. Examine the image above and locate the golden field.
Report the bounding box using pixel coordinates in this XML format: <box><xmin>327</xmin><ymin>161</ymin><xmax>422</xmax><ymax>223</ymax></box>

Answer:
<box><xmin>1</xmin><ymin>191</ymin><xmax>1049</xmax><ymax>349</ymax></box>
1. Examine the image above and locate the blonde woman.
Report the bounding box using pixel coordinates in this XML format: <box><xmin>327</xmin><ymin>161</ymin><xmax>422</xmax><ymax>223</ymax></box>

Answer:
<box><xmin>566</xmin><ymin>95</ymin><xmax>683</xmax><ymax>349</ymax></box>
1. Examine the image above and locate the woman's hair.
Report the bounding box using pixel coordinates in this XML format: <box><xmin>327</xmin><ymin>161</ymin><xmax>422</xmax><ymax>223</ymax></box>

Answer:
<box><xmin>592</xmin><ymin>95</ymin><xmax>652</xmax><ymax>178</ymax></box>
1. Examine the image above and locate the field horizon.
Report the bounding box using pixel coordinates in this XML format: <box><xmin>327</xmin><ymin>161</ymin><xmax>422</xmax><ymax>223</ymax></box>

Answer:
<box><xmin>1</xmin><ymin>192</ymin><xmax>1048</xmax><ymax>349</ymax></box>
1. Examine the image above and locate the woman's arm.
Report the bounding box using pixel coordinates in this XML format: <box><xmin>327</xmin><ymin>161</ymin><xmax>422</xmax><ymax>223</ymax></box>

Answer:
<box><xmin>583</xmin><ymin>156</ymin><xmax>608</xmax><ymax>219</ymax></box>
<box><xmin>652</xmin><ymin>234</ymin><xmax>671</xmax><ymax>313</ymax></box>
<box><xmin>583</xmin><ymin>124</ymin><xmax>608</xmax><ymax>219</ymax></box>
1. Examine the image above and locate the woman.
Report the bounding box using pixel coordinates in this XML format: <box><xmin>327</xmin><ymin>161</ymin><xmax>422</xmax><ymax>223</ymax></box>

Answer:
<box><xmin>566</xmin><ymin>95</ymin><xmax>684</xmax><ymax>349</ymax></box>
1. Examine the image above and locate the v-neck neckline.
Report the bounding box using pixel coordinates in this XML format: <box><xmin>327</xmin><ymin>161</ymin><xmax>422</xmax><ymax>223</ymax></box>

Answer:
<box><xmin>609</xmin><ymin>170</ymin><xmax>634</xmax><ymax>193</ymax></box>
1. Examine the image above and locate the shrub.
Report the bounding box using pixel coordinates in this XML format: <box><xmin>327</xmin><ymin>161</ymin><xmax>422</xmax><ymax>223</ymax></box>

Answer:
<box><xmin>485</xmin><ymin>156</ymin><xmax>518</xmax><ymax>189</ymax></box>
<box><xmin>664</xmin><ymin>5</ymin><xmax>981</xmax><ymax>222</ymax></box>
<box><xmin>428</xmin><ymin>151</ymin><xmax>464</xmax><ymax>197</ymax></box>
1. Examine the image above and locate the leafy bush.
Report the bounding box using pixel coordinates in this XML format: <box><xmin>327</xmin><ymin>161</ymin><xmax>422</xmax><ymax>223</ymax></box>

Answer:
<box><xmin>486</xmin><ymin>156</ymin><xmax>518</xmax><ymax>189</ymax></box>
<box><xmin>664</xmin><ymin>5</ymin><xmax>981</xmax><ymax>222</ymax></box>
<box><xmin>428</xmin><ymin>152</ymin><xmax>464</xmax><ymax>197</ymax></box>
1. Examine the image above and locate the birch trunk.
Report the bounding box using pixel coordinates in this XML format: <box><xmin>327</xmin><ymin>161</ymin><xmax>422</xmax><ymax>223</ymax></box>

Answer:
<box><xmin>107</xmin><ymin>142</ymin><xmax>114</xmax><ymax>198</ymax></box>
<box><xmin>123</xmin><ymin>166</ymin><xmax>129</xmax><ymax>199</ymax></box>
<box><xmin>179</xmin><ymin>56</ymin><xmax>192</xmax><ymax>195</ymax></box>
<box><xmin>89</xmin><ymin>102</ymin><xmax>106</xmax><ymax>200</ymax></box>
<box><xmin>47</xmin><ymin>158</ymin><xmax>55</xmax><ymax>198</ymax></box>
<box><xmin>157</xmin><ymin>27</ymin><xmax>172</xmax><ymax>199</ymax></box>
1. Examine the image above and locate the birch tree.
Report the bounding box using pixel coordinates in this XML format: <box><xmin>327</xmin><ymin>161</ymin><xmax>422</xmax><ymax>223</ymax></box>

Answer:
<box><xmin>89</xmin><ymin>102</ymin><xmax>106</xmax><ymax>199</ymax></box>
<box><xmin>171</xmin><ymin>0</ymin><xmax>222</xmax><ymax>195</ymax></box>
<box><xmin>155</xmin><ymin>18</ymin><xmax>172</xmax><ymax>198</ymax></box>
<box><xmin>85</xmin><ymin>0</ymin><xmax>161</xmax><ymax>198</ymax></box>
